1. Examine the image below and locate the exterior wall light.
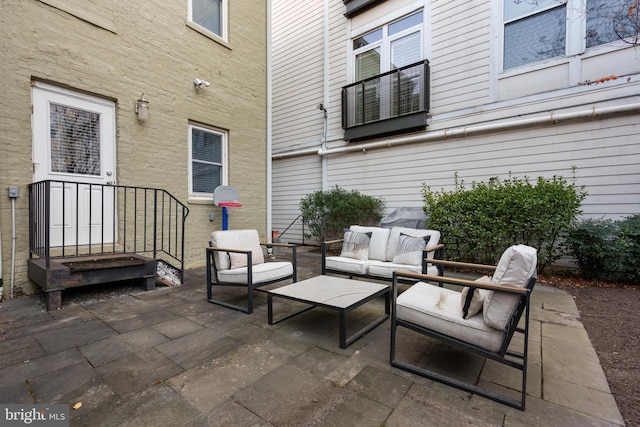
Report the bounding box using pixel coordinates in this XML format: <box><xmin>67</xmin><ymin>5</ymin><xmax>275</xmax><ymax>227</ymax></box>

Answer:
<box><xmin>135</xmin><ymin>94</ymin><xmax>149</xmax><ymax>122</ymax></box>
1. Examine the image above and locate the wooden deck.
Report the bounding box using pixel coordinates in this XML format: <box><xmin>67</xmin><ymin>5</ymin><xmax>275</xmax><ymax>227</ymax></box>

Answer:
<box><xmin>28</xmin><ymin>253</ymin><xmax>157</xmax><ymax>310</ymax></box>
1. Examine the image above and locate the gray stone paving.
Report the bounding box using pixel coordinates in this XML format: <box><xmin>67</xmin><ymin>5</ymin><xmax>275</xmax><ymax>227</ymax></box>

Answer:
<box><xmin>0</xmin><ymin>247</ymin><xmax>625</xmax><ymax>426</ymax></box>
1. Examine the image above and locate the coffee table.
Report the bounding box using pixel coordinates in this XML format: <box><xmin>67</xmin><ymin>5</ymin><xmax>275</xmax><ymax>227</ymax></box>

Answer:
<box><xmin>267</xmin><ymin>275</ymin><xmax>390</xmax><ymax>349</ymax></box>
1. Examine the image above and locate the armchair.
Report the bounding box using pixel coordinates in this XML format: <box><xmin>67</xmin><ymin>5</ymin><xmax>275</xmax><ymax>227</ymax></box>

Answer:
<box><xmin>390</xmin><ymin>244</ymin><xmax>537</xmax><ymax>410</ymax></box>
<box><xmin>206</xmin><ymin>229</ymin><xmax>297</xmax><ymax>314</ymax></box>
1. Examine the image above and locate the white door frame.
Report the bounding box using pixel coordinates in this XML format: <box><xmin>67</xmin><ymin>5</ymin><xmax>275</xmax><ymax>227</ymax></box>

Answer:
<box><xmin>32</xmin><ymin>82</ymin><xmax>117</xmax><ymax>246</ymax></box>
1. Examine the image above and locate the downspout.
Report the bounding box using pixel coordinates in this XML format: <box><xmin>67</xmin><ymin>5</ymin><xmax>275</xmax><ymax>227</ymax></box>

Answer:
<box><xmin>321</xmin><ymin>0</ymin><xmax>330</xmax><ymax>191</ymax></box>
<box><xmin>266</xmin><ymin>0</ymin><xmax>273</xmax><ymax>241</ymax></box>
<box><xmin>272</xmin><ymin>101</ymin><xmax>640</xmax><ymax>159</ymax></box>
<box><xmin>10</xmin><ymin>196</ymin><xmax>16</xmax><ymax>299</ymax></box>
<box><xmin>0</xmin><ymin>197</ymin><xmax>3</xmax><ymax>301</ymax></box>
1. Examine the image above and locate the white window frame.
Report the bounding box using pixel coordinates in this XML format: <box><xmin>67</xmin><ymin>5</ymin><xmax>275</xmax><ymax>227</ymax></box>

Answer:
<box><xmin>498</xmin><ymin>0</ymin><xmax>637</xmax><ymax>74</ymax></box>
<box><xmin>187</xmin><ymin>0</ymin><xmax>228</xmax><ymax>45</ymax></box>
<box><xmin>348</xmin><ymin>5</ymin><xmax>428</xmax><ymax>83</ymax></box>
<box><xmin>188</xmin><ymin>122</ymin><xmax>228</xmax><ymax>200</ymax></box>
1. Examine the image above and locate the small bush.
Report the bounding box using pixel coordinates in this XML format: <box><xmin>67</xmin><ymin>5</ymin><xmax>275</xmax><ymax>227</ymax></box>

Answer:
<box><xmin>422</xmin><ymin>171</ymin><xmax>586</xmax><ymax>271</ymax></box>
<box><xmin>567</xmin><ymin>214</ymin><xmax>640</xmax><ymax>282</ymax></box>
<box><xmin>565</xmin><ymin>218</ymin><xmax>618</xmax><ymax>280</ymax></box>
<box><xmin>617</xmin><ymin>214</ymin><xmax>640</xmax><ymax>282</ymax></box>
<box><xmin>300</xmin><ymin>187</ymin><xmax>385</xmax><ymax>243</ymax></box>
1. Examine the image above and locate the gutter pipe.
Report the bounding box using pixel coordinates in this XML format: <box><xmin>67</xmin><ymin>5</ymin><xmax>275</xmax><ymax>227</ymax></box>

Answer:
<box><xmin>272</xmin><ymin>102</ymin><xmax>640</xmax><ymax>159</ymax></box>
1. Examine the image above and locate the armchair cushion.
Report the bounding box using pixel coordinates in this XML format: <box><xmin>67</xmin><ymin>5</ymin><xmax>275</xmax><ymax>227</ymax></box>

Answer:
<box><xmin>230</xmin><ymin>247</ymin><xmax>264</xmax><ymax>269</ymax></box>
<box><xmin>484</xmin><ymin>245</ymin><xmax>537</xmax><ymax>330</ymax></box>
<box><xmin>210</xmin><ymin>229</ymin><xmax>263</xmax><ymax>271</ymax></box>
<box><xmin>340</xmin><ymin>229</ymin><xmax>372</xmax><ymax>260</ymax></box>
<box><xmin>396</xmin><ymin>281</ymin><xmax>506</xmax><ymax>352</ymax></box>
<box><xmin>217</xmin><ymin>261</ymin><xmax>293</xmax><ymax>284</ymax></box>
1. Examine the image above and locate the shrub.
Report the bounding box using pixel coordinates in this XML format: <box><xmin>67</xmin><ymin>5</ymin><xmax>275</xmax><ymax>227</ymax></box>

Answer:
<box><xmin>422</xmin><ymin>171</ymin><xmax>586</xmax><ymax>271</ymax></box>
<box><xmin>617</xmin><ymin>214</ymin><xmax>640</xmax><ymax>282</ymax></box>
<box><xmin>565</xmin><ymin>218</ymin><xmax>618</xmax><ymax>280</ymax></box>
<box><xmin>299</xmin><ymin>187</ymin><xmax>385</xmax><ymax>243</ymax></box>
<box><xmin>567</xmin><ymin>214</ymin><xmax>640</xmax><ymax>282</ymax></box>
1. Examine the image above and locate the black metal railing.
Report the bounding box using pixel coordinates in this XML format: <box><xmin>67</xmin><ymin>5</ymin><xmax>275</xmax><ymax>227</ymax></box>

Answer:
<box><xmin>276</xmin><ymin>214</ymin><xmax>307</xmax><ymax>245</ymax></box>
<box><xmin>29</xmin><ymin>180</ymin><xmax>189</xmax><ymax>281</ymax></box>
<box><xmin>342</xmin><ymin>59</ymin><xmax>430</xmax><ymax>140</ymax></box>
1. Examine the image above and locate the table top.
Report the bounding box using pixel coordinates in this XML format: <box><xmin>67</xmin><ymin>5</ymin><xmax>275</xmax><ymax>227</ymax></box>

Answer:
<box><xmin>268</xmin><ymin>275</ymin><xmax>389</xmax><ymax>309</ymax></box>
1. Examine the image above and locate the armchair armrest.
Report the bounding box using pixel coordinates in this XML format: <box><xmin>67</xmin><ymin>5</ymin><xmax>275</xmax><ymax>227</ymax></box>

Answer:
<box><xmin>422</xmin><ymin>243</ymin><xmax>445</xmax><ymax>276</ymax></box>
<box><xmin>429</xmin><ymin>259</ymin><xmax>498</xmax><ymax>273</ymax></box>
<box><xmin>393</xmin><ymin>270</ymin><xmax>527</xmax><ymax>295</ymax></box>
<box><xmin>262</xmin><ymin>242</ymin><xmax>296</xmax><ymax>248</ymax></box>
<box><xmin>321</xmin><ymin>238</ymin><xmax>344</xmax><ymax>275</ymax></box>
<box><xmin>322</xmin><ymin>238</ymin><xmax>344</xmax><ymax>246</ymax></box>
<box><xmin>206</xmin><ymin>246</ymin><xmax>251</xmax><ymax>254</ymax></box>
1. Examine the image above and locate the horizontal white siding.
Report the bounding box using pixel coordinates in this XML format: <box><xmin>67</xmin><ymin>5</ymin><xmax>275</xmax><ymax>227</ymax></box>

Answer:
<box><xmin>272</xmin><ymin>156</ymin><xmax>323</xmax><ymax>244</ymax></box>
<box><xmin>324</xmin><ymin>116</ymin><xmax>640</xmax><ymax>220</ymax></box>
<box><xmin>271</xmin><ymin>0</ymin><xmax>640</xmax><ymax>244</ymax></box>
<box><xmin>431</xmin><ymin>0</ymin><xmax>491</xmax><ymax>113</ymax></box>
<box><xmin>272</xmin><ymin>1</ymin><xmax>326</xmax><ymax>150</ymax></box>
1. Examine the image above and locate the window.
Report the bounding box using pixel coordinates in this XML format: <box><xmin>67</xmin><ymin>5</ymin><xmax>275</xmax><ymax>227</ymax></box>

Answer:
<box><xmin>344</xmin><ymin>10</ymin><xmax>428</xmax><ymax>140</ymax></box>
<box><xmin>353</xmin><ymin>10</ymin><xmax>423</xmax><ymax>80</ymax></box>
<box><xmin>503</xmin><ymin>0</ymin><xmax>638</xmax><ymax>70</ymax></box>
<box><xmin>189</xmin><ymin>123</ymin><xmax>227</xmax><ymax>197</ymax></box>
<box><xmin>586</xmin><ymin>0</ymin><xmax>639</xmax><ymax>48</ymax></box>
<box><xmin>189</xmin><ymin>0</ymin><xmax>227</xmax><ymax>41</ymax></box>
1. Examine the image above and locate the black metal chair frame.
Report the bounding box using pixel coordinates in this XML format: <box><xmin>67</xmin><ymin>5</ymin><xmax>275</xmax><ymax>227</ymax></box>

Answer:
<box><xmin>206</xmin><ymin>243</ymin><xmax>297</xmax><ymax>314</ymax></box>
<box><xmin>390</xmin><ymin>265</ymin><xmax>536</xmax><ymax>410</ymax></box>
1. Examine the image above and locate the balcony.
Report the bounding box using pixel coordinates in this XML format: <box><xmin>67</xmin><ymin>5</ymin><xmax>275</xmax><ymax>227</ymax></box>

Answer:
<box><xmin>342</xmin><ymin>59</ymin><xmax>430</xmax><ymax>142</ymax></box>
<box><xmin>343</xmin><ymin>0</ymin><xmax>386</xmax><ymax>17</ymax></box>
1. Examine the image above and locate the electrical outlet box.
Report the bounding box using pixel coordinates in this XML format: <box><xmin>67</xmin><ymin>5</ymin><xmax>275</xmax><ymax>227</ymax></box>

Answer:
<box><xmin>8</xmin><ymin>187</ymin><xmax>18</xmax><ymax>198</ymax></box>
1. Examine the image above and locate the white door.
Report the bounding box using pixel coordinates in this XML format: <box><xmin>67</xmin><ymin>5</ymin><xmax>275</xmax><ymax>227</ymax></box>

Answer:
<box><xmin>32</xmin><ymin>83</ymin><xmax>117</xmax><ymax>247</ymax></box>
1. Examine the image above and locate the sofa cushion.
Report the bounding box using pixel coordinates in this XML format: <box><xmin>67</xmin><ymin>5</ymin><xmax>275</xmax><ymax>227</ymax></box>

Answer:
<box><xmin>396</xmin><ymin>282</ymin><xmax>506</xmax><ymax>352</ymax></box>
<box><xmin>350</xmin><ymin>225</ymin><xmax>390</xmax><ymax>261</ymax></box>
<box><xmin>392</xmin><ymin>233</ymin><xmax>431</xmax><ymax>265</ymax></box>
<box><xmin>483</xmin><ymin>245</ymin><xmax>537</xmax><ymax>330</ymax></box>
<box><xmin>341</xmin><ymin>229</ymin><xmax>372</xmax><ymax>260</ymax></box>
<box><xmin>325</xmin><ymin>256</ymin><xmax>371</xmax><ymax>276</ymax></box>
<box><xmin>385</xmin><ymin>227</ymin><xmax>440</xmax><ymax>262</ymax></box>
<box><xmin>460</xmin><ymin>276</ymin><xmax>491</xmax><ymax>319</ymax></box>
<box><xmin>368</xmin><ymin>261</ymin><xmax>439</xmax><ymax>278</ymax></box>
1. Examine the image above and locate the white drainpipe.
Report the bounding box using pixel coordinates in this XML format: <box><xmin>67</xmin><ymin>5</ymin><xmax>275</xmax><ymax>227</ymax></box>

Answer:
<box><xmin>0</xmin><ymin>197</ymin><xmax>3</xmax><ymax>300</ymax></box>
<box><xmin>272</xmin><ymin>102</ymin><xmax>640</xmax><ymax>159</ymax></box>
<box><xmin>266</xmin><ymin>0</ymin><xmax>273</xmax><ymax>241</ymax></box>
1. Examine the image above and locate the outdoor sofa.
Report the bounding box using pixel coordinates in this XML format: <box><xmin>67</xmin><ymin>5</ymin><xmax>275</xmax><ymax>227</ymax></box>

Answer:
<box><xmin>321</xmin><ymin>225</ymin><xmax>444</xmax><ymax>282</ymax></box>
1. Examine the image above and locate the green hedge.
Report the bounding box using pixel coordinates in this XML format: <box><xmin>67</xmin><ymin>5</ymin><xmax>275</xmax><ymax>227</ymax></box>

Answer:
<box><xmin>566</xmin><ymin>215</ymin><xmax>640</xmax><ymax>282</ymax></box>
<box><xmin>300</xmin><ymin>187</ymin><xmax>385</xmax><ymax>243</ymax></box>
<box><xmin>422</xmin><ymin>172</ymin><xmax>586</xmax><ymax>271</ymax></box>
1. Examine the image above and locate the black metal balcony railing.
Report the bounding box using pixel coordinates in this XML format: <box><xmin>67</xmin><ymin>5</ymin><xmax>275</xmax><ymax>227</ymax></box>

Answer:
<box><xmin>342</xmin><ymin>59</ymin><xmax>430</xmax><ymax>141</ymax></box>
<box><xmin>29</xmin><ymin>180</ymin><xmax>189</xmax><ymax>282</ymax></box>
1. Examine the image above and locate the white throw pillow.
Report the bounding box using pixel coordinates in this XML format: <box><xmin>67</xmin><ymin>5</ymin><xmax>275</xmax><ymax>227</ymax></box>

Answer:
<box><xmin>460</xmin><ymin>275</ymin><xmax>491</xmax><ymax>319</ymax></box>
<box><xmin>341</xmin><ymin>230</ymin><xmax>372</xmax><ymax>261</ymax></box>
<box><xmin>229</xmin><ymin>246</ymin><xmax>265</xmax><ymax>269</ymax></box>
<box><xmin>392</xmin><ymin>233</ymin><xmax>430</xmax><ymax>265</ymax></box>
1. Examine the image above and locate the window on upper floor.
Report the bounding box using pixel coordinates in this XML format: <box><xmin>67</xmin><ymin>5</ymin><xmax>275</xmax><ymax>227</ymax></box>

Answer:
<box><xmin>188</xmin><ymin>0</ymin><xmax>227</xmax><ymax>42</ymax></box>
<box><xmin>503</xmin><ymin>0</ymin><xmax>638</xmax><ymax>70</ymax></box>
<box><xmin>353</xmin><ymin>10</ymin><xmax>424</xmax><ymax>81</ymax></box>
<box><xmin>342</xmin><ymin>10</ymin><xmax>430</xmax><ymax>141</ymax></box>
<box><xmin>188</xmin><ymin>123</ymin><xmax>227</xmax><ymax>198</ymax></box>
